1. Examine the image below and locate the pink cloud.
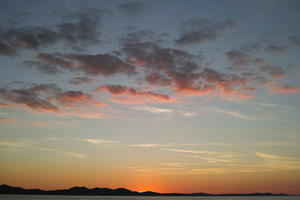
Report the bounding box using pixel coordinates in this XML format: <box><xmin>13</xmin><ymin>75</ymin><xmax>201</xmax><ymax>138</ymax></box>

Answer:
<box><xmin>94</xmin><ymin>84</ymin><xmax>174</xmax><ymax>103</ymax></box>
<box><xmin>267</xmin><ymin>82</ymin><xmax>300</xmax><ymax>94</ymax></box>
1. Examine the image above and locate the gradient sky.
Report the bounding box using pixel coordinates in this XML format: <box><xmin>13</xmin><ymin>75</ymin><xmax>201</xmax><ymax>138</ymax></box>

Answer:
<box><xmin>1</xmin><ymin>0</ymin><xmax>300</xmax><ymax>194</ymax></box>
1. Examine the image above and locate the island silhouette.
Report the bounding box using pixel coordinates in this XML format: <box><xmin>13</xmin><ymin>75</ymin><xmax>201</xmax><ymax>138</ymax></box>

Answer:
<box><xmin>0</xmin><ymin>184</ymin><xmax>293</xmax><ymax>196</ymax></box>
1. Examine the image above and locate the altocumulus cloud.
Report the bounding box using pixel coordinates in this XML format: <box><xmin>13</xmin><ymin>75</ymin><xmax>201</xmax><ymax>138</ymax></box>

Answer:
<box><xmin>0</xmin><ymin>7</ymin><xmax>299</xmax><ymax>119</ymax></box>
<box><xmin>0</xmin><ymin>83</ymin><xmax>105</xmax><ymax>114</ymax></box>
<box><xmin>0</xmin><ymin>9</ymin><xmax>110</xmax><ymax>56</ymax></box>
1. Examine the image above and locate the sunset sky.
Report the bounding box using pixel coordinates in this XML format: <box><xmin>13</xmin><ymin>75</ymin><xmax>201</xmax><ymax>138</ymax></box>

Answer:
<box><xmin>1</xmin><ymin>0</ymin><xmax>300</xmax><ymax>194</ymax></box>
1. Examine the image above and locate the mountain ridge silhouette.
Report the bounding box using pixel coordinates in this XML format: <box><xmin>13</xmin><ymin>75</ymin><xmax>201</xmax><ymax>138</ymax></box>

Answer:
<box><xmin>0</xmin><ymin>184</ymin><xmax>294</xmax><ymax>196</ymax></box>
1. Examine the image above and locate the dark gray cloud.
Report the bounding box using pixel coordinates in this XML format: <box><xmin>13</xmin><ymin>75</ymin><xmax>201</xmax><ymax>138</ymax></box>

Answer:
<box><xmin>226</xmin><ymin>49</ymin><xmax>252</xmax><ymax>70</ymax></box>
<box><xmin>238</xmin><ymin>40</ymin><xmax>288</xmax><ymax>54</ymax></box>
<box><xmin>33</xmin><ymin>52</ymin><xmax>136</xmax><ymax>77</ymax></box>
<box><xmin>121</xmin><ymin>40</ymin><xmax>251</xmax><ymax>98</ymax></box>
<box><xmin>0</xmin><ymin>83</ymin><xmax>102</xmax><ymax>112</ymax></box>
<box><xmin>0</xmin><ymin>84</ymin><xmax>60</xmax><ymax>112</ymax></box>
<box><xmin>24</xmin><ymin>59</ymin><xmax>61</xmax><ymax>75</ymax></box>
<box><xmin>122</xmin><ymin>41</ymin><xmax>202</xmax><ymax>74</ymax></box>
<box><xmin>0</xmin><ymin>42</ymin><xmax>17</xmax><ymax>56</ymax></box>
<box><xmin>69</xmin><ymin>77</ymin><xmax>93</xmax><ymax>85</ymax></box>
<box><xmin>264</xmin><ymin>44</ymin><xmax>287</xmax><ymax>53</ymax></box>
<box><xmin>289</xmin><ymin>35</ymin><xmax>300</xmax><ymax>47</ymax></box>
<box><xmin>0</xmin><ymin>9</ymin><xmax>108</xmax><ymax>56</ymax></box>
<box><xmin>258</xmin><ymin>65</ymin><xmax>285</xmax><ymax>78</ymax></box>
<box><xmin>175</xmin><ymin>19</ymin><xmax>235</xmax><ymax>45</ymax></box>
<box><xmin>56</xmin><ymin>9</ymin><xmax>110</xmax><ymax>49</ymax></box>
<box><xmin>118</xmin><ymin>2</ymin><xmax>147</xmax><ymax>14</ymax></box>
<box><xmin>121</xmin><ymin>30</ymin><xmax>167</xmax><ymax>44</ymax></box>
<box><xmin>144</xmin><ymin>72</ymin><xmax>172</xmax><ymax>86</ymax></box>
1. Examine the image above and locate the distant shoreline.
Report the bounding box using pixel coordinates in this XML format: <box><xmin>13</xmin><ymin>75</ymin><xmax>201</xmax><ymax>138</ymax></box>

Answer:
<box><xmin>0</xmin><ymin>184</ymin><xmax>297</xmax><ymax>196</ymax></box>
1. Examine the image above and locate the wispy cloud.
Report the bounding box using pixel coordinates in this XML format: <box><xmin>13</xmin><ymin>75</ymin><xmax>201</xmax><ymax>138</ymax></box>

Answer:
<box><xmin>158</xmin><ymin>162</ymin><xmax>186</xmax><ymax>167</ymax></box>
<box><xmin>251</xmin><ymin>102</ymin><xmax>295</xmax><ymax>109</ymax></box>
<box><xmin>131</xmin><ymin>106</ymin><xmax>174</xmax><ymax>114</ymax></box>
<box><xmin>256</xmin><ymin>152</ymin><xmax>288</xmax><ymax>160</ymax></box>
<box><xmin>162</xmin><ymin>148</ymin><xmax>220</xmax><ymax>155</ymax></box>
<box><xmin>0</xmin><ymin>140</ymin><xmax>36</xmax><ymax>148</ymax></box>
<box><xmin>30</xmin><ymin>120</ymin><xmax>75</xmax><ymax>126</ymax></box>
<box><xmin>209</xmin><ymin>107</ymin><xmax>272</xmax><ymax>120</ymax></box>
<box><xmin>178</xmin><ymin>110</ymin><xmax>197</xmax><ymax>117</ymax></box>
<box><xmin>188</xmin><ymin>155</ymin><xmax>233</xmax><ymax>163</ymax></box>
<box><xmin>0</xmin><ymin>117</ymin><xmax>20</xmax><ymax>122</ymax></box>
<box><xmin>0</xmin><ymin>139</ymin><xmax>87</xmax><ymax>159</ymax></box>
<box><xmin>44</xmin><ymin>137</ymin><xmax>63</xmax><ymax>141</ymax></box>
<box><xmin>64</xmin><ymin>152</ymin><xmax>87</xmax><ymax>159</ymax></box>
<box><xmin>73</xmin><ymin>138</ymin><xmax>119</xmax><ymax>145</ymax></box>
<box><xmin>254</xmin><ymin>152</ymin><xmax>300</xmax><ymax>171</ymax></box>
<box><xmin>129</xmin><ymin>143</ymin><xmax>169</xmax><ymax>147</ymax></box>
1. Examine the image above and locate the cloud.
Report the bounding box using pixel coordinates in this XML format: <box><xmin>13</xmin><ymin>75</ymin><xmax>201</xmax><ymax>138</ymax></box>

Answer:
<box><xmin>144</xmin><ymin>73</ymin><xmax>172</xmax><ymax>86</ymax></box>
<box><xmin>162</xmin><ymin>148</ymin><xmax>221</xmax><ymax>155</ymax></box>
<box><xmin>175</xmin><ymin>18</ymin><xmax>235</xmax><ymax>45</ymax></box>
<box><xmin>251</xmin><ymin>102</ymin><xmax>294</xmax><ymax>109</ymax></box>
<box><xmin>239</xmin><ymin>40</ymin><xmax>288</xmax><ymax>54</ymax></box>
<box><xmin>0</xmin><ymin>102</ymin><xmax>11</xmax><ymax>108</ymax></box>
<box><xmin>189</xmin><ymin>155</ymin><xmax>233</xmax><ymax>163</ymax></box>
<box><xmin>118</xmin><ymin>2</ymin><xmax>147</xmax><ymax>14</ymax></box>
<box><xmin>179</xmin><ymin>110</ymin><xmax>197</xmax><ymax>117</ymax></box>
<box><xmin>129</xmin><ymin>143</ymin><xmax>169</xmax><ymax>147</ymax></box>
<box><xmin>121</xmin><ymin>30</ymin><xmax>165</xmax><ymax>44</ymax></box>
<box><xmin>289</xmin><ymin>35</ymin><xmax>300</xmax><ymax>47</ymax></box>
<box><xmin>0</xmin><ymin>83</ymin><xmax>105</xmax><ymax>113</ymax></box>
<box><xmin>264</xmin><ymin>44</ymin><xmax>287</xmax><ymax>53</ymax></box>
<box><xmin>69</xmin><ymin>77</ymin><xmax>93</xmax><ymax>85</ymax></box>
<box><xmin>94</xmin><ymin>84</ymin><xmax>173</xmax><ymax>103</ymax></box>
<box><xmin>0</xmin><ymin>9</ymin><xmax>109</xmax><ymax>55</ymax></box>
<box><xmin>23</xmin><ymin>59</ymin><xmax>61</xmax><ymax>74</ymax></box>
<box><xmin>226</xmin><ymin>49</ymin><xmax>252</xmax><ymax>70</ymax></box>
<box><xmin>30</xmin><ymin>120</ymin><xmax>75</xmax><ymax>126</ymax></box>
<box><xmin>209</xmin><ymin>108</ymin><xmax>269</xmax><ymax>120</ymax></box>
<box><xmin>122</xmin><ymin>41</ymin><xmax>202</xmax><ymax>77</ymax></box>
<box><xmin>255</xmin><ymin>152</ymin><xmax>286</xmax><ymax>160</ymax></box>
<box><xmin>0</xmin><ymin>42</ymin><xmax>16</xmax><ymax>56</ymax></box>
<box><xmin>122</xmin><ymin>41</ymin><xmax>252</xmax><ymax>100</ymax></box>
<box><xmin>44</xmin><ymin>137</ymin><xmax>63</xmax><ymax>141</ymax></box>
<box><xmin>58</xmin><ymin>111</ymin><xmax>107</xmax><ymax>119</ymax></box>
<box><xmin>73</xmin><ymin>138</ymin><xmax>119</xmax><ymax>145</ymax></box>
<box><xmin>266</xmin><ymin>82</ymin><xmax>300</xmax><ymax>94</ymax></box>
<box><xmin>0</xmin><ymin>138</ymin><xmax>90</xmax><ymax>159</ymax></box>
<box><xmin>107</xmin><ymin>97</ymin><xmax>149</xmax><ymax>105</ymax></box>
<box><xmin>64</xmin><ymin>152</ymin><xmax>87</xmax><ymax>159</ymax></box>
<box><xmin>159</xmin><ymin>162</ymin><xmax>186</xmax><ymax>167</ymax></box>
<box><xmin>50</xmin><ymin>90</ymin><xmax>106</xmax><ymax>107</ymax></box>
<box><xmin>0</xmin><ymin>84</ymin><xmax>60</xmax><ymax>112</ymax></box>
<box><xmin>166</xmin><ymin>68</ymin><xmax>252</xmax><ymax>101</ymax></box>
<box><xmin>258</xmin><ymin>65</ymin><xmax>285</xmax><ymax>78</ymax></box>
<box><xmin>131</xmin><ymin>106</ymin><xmax>174</xmax><ymax>114</ymax></box>
<box><xmin>33</xmin><ymin>52</ymin><xmax>136</xmax><ymax>77</ymax></box>
<box><xmin>128</xmin><ymin>142</ymin><xmax>234</xmax><ymax>148</ymax></box>
<box><xmin>0</xmin><ymin>117</ymin><xmax>19</xmax><ymax>122</ymax></box>
<box><xmin>0</xmin><ymin>140</ymin><xmax>36</xmax><ymax>148</ymax></box>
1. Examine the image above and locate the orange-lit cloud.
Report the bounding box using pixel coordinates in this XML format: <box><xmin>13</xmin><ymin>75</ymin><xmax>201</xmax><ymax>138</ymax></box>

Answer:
<box><xmin>266</xmin><ymin>82</ymin><xmax>300</xmax><ymax>94</ymax></box>
<box><xmin>0</xmin><ymin>117</ymin><xmax>19</xmax><ymax>122</ymax></box>
<box><xmin>94</xmin><ymin>84</ymin><xmax>174</xmax><ymax>104</ymax></box>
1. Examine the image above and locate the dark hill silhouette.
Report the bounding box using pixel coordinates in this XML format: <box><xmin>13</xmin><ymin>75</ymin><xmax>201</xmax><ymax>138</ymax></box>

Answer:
<box><xmin>0</xmin><ymin>184</ymin><xmax>292</xmax><ymax>196</ymax></box>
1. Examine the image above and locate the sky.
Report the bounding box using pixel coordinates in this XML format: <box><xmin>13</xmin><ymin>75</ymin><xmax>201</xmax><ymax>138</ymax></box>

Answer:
<box><xmin>0</xmin><ymin>0</ymin><xmax>300</xmax><ymax>194</ymax></box>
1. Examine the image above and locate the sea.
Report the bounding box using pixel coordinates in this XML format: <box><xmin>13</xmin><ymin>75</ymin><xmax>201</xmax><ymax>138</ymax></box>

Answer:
<box><xmin>0</xmin><ymin>196</ymin><xmax>300</xmax><ymax>200</ymax></box>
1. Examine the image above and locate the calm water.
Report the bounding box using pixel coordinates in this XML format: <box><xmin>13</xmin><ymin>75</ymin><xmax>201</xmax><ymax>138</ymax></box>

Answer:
<box><xmin>0</xmin><ymin>196</ymin><xmax>300</xmax><ymax>200</ymax></box>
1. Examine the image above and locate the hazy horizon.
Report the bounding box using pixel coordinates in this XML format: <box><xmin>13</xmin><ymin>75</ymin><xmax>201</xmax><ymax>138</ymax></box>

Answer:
<box><xmin>0</xmin><ymin>0</ymin><xmax>300</xmax><ymax>195</ymax></box>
